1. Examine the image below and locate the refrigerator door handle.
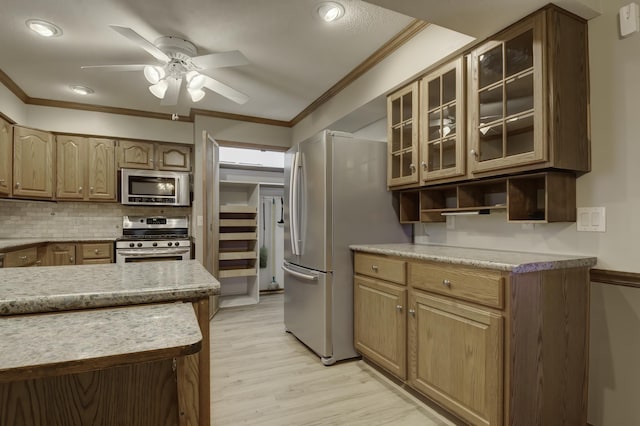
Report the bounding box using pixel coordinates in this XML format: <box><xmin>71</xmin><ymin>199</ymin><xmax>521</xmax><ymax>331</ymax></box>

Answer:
<box><xmin>289</xmin><ymin>152</ymin><xmax>300</xmax><ymax>255</ymax></box>
<box><xmin>282</xmin><ymin>263</ymin><xmax>318</xmax><ymax>281</ymax></box>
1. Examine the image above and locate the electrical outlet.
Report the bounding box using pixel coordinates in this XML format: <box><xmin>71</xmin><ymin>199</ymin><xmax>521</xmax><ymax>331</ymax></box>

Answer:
<box><xmin>446</xmin><ymin>215</ymin><xmax>455</xmax><ymax>230</ymax></box>
<box><xmin>577</xmin><ymin>207</ymin><xmax>606</xmax><ymax>232</ymax></box>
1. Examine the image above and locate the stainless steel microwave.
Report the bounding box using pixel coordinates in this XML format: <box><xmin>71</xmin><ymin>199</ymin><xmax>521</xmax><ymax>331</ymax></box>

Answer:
<box><xmin>121</xmin><ymin>169</ymin><xmax>190</xmax><ymax>206</ymax></box>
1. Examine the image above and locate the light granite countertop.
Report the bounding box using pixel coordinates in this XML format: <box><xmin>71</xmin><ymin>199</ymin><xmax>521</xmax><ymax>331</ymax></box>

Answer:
<box><xmin>0</xmin><ymin>302</ymin><xmax>202</xmax><ymax>379</ymax></box>
<box><xmin>0</xmin><ymin>260</ymin><xmax>219</xmax><ymax>315</ymax></box>
<box><xmin>350</xmin><ymin>243</ymin><xmax>596</xmax><ymax>273</ymax></box>
<box><xmin>0</xmin><ymin>237</ymin><xmax>117</xmax><ymax>252</ymax></box>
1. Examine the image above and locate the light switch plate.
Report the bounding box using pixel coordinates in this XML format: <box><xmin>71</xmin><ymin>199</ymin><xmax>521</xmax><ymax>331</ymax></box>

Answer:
<box><xmin>620</xmin><ymin>3</ymin><xmax>640</xmax><ymax>37</ymax></box>
<box><xmin>577</xmin><ymin>207</ymin><xmax>606</xmax><ymax>232</ymax></box>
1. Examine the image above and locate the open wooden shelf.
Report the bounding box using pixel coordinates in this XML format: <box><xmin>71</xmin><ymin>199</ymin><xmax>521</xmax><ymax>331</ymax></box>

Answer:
<box><xmin>399</xmin><ymin>171</ymin><xmax>576</xmax><ymax>223</ymax></box>
<box><xmin>219</xmin><ymin>219</ymin><xmax>257</xmax><ymax>227</ymax></box>
<box><xmin>219</xmin><ymin>232</ymin><xmax>257</xmax><ymax>241</ymax></box>
<box><xmin>220</xmin><ymin>205</ymin><xmax>257</xmax><ymax>214</ymax></box>
<box><xmin>218</xmin><ymin>268</ymin><xmax>257</xmax><ymax>278</ymax></box>
<box><xmin>218</xmin><ymin>251</ymin><xmax>258</xmax><ymax>261</ymax></box>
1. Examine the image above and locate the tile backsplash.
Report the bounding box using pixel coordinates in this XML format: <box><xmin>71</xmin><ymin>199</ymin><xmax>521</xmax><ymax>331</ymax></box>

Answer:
<box><xmin>0</xmin><ymin>200</ymin><xmax>191</xmax><ymax>239</ymax></box>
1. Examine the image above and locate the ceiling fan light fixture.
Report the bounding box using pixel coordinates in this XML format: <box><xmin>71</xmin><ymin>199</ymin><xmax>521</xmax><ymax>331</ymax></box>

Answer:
<box><xmin>188</xmin><ymin>88</ymin><xmax>206</xmax><ymax>102</ymax></box>
<box><xmin>26</xmin><ymin>19</ymin><xmax>63</xmax><ymax>37</ymax></box>
<box><xmin>317</xmin><ymin>2</ymin><xmax>345</xmax><ymax>22</ymax></box>
<box><xmin>143</xmin><ymin>65</ymin><xmax>165</xmax><ymax>84</ymax></box>
<box><xmin>149</xmin><ymin>80</ymin><xmax>169</xmax><ymax>99</ymax></box>
<box><xmin>186</xmin><ymin>73</ymin><xmax>206</xmax><ymax>91</ymax></box>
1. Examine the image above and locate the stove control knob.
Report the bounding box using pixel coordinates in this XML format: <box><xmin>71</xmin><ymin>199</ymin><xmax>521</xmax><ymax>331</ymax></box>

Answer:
<box><xmin>129</xmin><ymin>243</ymin><xmax>135</xmax><ymax>248</ymax></box>
<box><xmin>137</xmin><ymin>243</ymin><xmax>143</xmax><ymax>248</ymax></box>
<box><xmin>152</xmin><ymin>242</ymin><xmax>158</xmax><ymax>247</ymax></box>
<box><xmin>168</xmin><ymin>242</ymin><xmax>173</xmax><ymax>247</ymax></box>
<box><xmin>174</xmin><ymin>242</ymin><xmax>180</xmax><ymax>247</ymax></box>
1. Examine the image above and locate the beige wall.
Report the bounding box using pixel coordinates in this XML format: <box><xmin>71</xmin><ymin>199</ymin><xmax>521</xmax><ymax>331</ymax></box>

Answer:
<box><xmin>0</xmin><ymin>84</ymin><xmax>27</xmax><ymax>124</ymax></box>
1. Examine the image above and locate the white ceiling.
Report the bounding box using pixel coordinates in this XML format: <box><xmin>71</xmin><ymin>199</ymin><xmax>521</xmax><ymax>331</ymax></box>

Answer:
<box><xmin>0</xmin><ymin>0</ymin><xmax>413</xmax><ymax>122</ymax></box>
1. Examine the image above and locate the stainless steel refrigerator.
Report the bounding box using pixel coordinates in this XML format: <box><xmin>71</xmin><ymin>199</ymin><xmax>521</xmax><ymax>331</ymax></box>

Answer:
<box><xmin>283</xmin><ymin>130</ymin><xmax>411</xmax><ymax>365</ymax></box>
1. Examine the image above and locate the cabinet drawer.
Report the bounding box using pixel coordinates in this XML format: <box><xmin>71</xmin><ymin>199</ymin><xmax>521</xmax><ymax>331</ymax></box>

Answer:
<box><xmin>354</xmin><ymin>253</ymin><xmax>406</xmax><ymax>285</ymax></box>
<box><xmin>409</xmin><ymin>262</ymin><xmax>504</xmax><ymax>309</ymax></box>
<box><xmin>81</xmin><ymin>243</ymin><xmax>113</xmax><ymax>259</ymax></box>
<box><xmin>4</xmin><ymin>247</ymin><xmax>38</xmax><ymax>267</ymax></box>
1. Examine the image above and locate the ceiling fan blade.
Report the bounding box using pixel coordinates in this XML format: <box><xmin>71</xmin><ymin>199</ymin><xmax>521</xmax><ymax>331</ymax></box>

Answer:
<box><xmin>81</xmin><ymin>64</ymin><xmax>149</xmax><ymax>72</ymax></box>
<box><xmin>109</xmin><ymin>25</ymin><xmax>170</xmax><ymax>63</ymax></box>
<box><xmin>202</xmin><ymin>75</ymin><xmax>249</xmax><ymax>104</ymax></box>
<box><xmin>190</xmin><ymin>50</ymin><xmax>249</xmax><ymax>70</ymax></box>
<box><xmin>161</xmin><ymin>78</ymin><xmax>183</xmax><ymax>106</ymax></box>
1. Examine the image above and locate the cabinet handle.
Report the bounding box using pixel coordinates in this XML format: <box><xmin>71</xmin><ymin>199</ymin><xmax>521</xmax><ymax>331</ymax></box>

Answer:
<box><xmin>69</xmin><ymin>257</ymin><xmax>74</xmax><ymax>263</ymax></box>
<box><xmin>409</xmin><ymin>309</ymin><xmax>416</xmax><ymax>316</ymax></box>
<box><xmin>442</xmin><ymin>279</ymin><xmax>451</xmax><ymax>288</ymax></box>
<box><xmin>469</xmin><ymin>149</ymin><xmax>478</xmax><ymax>157</ymax></box>
<box><xmin>396</xmin><ymin>305</ymin><xmax>403</xmax><ymax>312</ymax></box>
<box><xmin>78</xmin><ymin>186</ymin><xmax>83</xmax><ymax>192</ymax></box>
<box><xmin>90</xmin><ymin>187</ymin><xmax>94</xmax><ymax>193</ymax></box>
<box><xmin>0</xmin><ymin>178</ymin><xmax>5</xmax><ymax>184</ymax></box>
<box><xmin>94</xmin><ymin>249</ymin><xmax>99</xmax><ymax>254</ymax></box>
<box><xmin>371</xmin><ymin>265</ymin><xmax>378</xmax><ymax>272</ymax></box>
<box><xmin>35</xmin><ymin>260</ymin><xmax>42</xmax><ymax>266</ymax></box>
<box><xmin>409</xmin><ymin>163</ymin><xmax>416</xmax><ymax>173</ymax></box>
<box><xmin>421</xmin><ymin>161</ymin><xmax>427</xmax><ymax>170</ymax></box>
<box><xmin>15</xmin><ymin>182</ymin><xmax>20</xmax><ymax>189</ymax></box>
<box><xmin>19</xmin><ymin>255</ymin><xmax>27</xmax><ymax>261</ymax></box>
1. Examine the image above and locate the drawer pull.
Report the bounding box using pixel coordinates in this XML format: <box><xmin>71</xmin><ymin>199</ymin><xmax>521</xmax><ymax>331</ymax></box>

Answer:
<box><xmin>442</xmin><ymin>279</ymin><xmax>451</xmax><ymax>288</ymax></box>
<box><xmin>19</xmin><ymin>255</ymin><xmax>27</xmax><ymax>261</ymax></box>
<box><xmin>409</xmin><ymin>309</ymin><xmax>416</xmax><ymax>316</ymax></box>
<box><xmin>371</xmin><ymin>265</ymin><xmax>379</xmax><ymax>272</ymax></box>
<box><xmin>94</xmin><ymin>249</ymin><xmax>100</xmax><ymax>254</ymax></box>
<box><xmin>396</xmin><ymin>305</ymin><xmax>403</xmax><ymax>312</ymax></box>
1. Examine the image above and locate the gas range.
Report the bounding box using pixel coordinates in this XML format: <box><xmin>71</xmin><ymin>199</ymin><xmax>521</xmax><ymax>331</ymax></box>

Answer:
<box><xmin>115</xmin><ymin>216</ymin><xmax>191</xmax><ymax>263</ymax></box>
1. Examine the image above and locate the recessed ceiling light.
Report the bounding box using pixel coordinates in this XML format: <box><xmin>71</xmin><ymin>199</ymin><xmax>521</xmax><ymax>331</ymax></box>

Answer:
<box><xmin>317</xmin><ymin>2</ymin><xmax>345</xmax><ymax>22</ymax></box>
<box><xmin>26</xmin><ymin>19</ymin><xmax>63</xmax><ymax>37</ymax></box>
<box><xmin>70</xmin><ymin>85</ymin><xmax>94</xmax><ymax>95</ymax></box>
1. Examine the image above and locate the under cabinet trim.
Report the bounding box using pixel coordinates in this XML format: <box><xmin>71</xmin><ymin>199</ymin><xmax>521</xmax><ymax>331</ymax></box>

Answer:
<box><xmin>591</xmin><ymin>269</ymin><xmax>640</xmax><ymax>289</ymax></box>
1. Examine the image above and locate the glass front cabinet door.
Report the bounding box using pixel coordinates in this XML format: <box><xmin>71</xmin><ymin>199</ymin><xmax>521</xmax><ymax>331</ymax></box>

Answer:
<box><xmin>387</xmin><ymin>82</ymin><xmax>419</xmax><ymax>188</ymax></box>
<box><xmin>468</xmin><ymin>13</ymin><xmax>545</xmax><ymax>175</ymax></box>
<box><xmin>420</xmin><ymin>58</ymin><xmax>465</xmax><ymax>183</ymax></box>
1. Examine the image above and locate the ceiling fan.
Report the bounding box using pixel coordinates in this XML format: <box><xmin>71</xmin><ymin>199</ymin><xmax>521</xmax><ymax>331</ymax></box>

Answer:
<box><xmin>82</xmin><ymin>25</ymin><xmax>249</xmax><ymax>105</ymax></box>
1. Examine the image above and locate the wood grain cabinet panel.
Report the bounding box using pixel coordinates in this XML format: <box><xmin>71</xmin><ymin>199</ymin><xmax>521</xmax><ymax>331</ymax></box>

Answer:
<box><xmin>354</xmin><ymin>253</ymin><xmax>406</xmax><ymax>284</ymax></box>
<box><xmin>56</xmin><ymin>135</ymin><xmax>85</xmax><ymax>200</ymax></box>
<box><xmin>118</xmin><ymin>140</ymin><xmax>154</xmax><ymax>169</ymax></box>
<box><xmin>48</xmin><ymin>244</ymin><xmax>76</xmax><ymax>266</ymax></box>
<box><xmin>156</xmin><ymin>144</ymin><xmax>191</xmax><ymax>171</ymax></box>
<box><xmin>387</xmin><ymin>82</ymin><xmax>419</xmax><ymax>188</ymax></box>
<box><xmin>408</xmin><ymin>290</ymin><xmax>503</xmax><ymax>426</ymax></box>
<box><xmin>118</xmin><ymin>140</ymin><xmax>191</xmax><ymax>171</ymax></box>
<box><xmin>354</xmin><ymin>275</ymin><xmax>407</xmax><ymax>379</ymax></box>
<box><xmin>4</xmin><ymin>247</ymin><xmax>39</xmax><ymax>267</ymax></box>
<box><xmin>78</xmin><ymin>242</ymin><xmax>114</xmax><ymax>264</ymax></box>
<box><xmin>13</xmin><ymin>126</ymin><xmax>54</xmax><ymax>199</ymax></box>
<box><xmin>0</xmin><ymin>117</ymin><xmax>12</xmax><ymax>196</ymax></box>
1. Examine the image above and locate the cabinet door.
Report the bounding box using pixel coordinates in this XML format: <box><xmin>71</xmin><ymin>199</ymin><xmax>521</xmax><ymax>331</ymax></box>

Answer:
<box><xmin>48</xmin><ymin>244</ymin><xmax>76</xmax><ymax>266</ymax></box>
<box><xmin>354</xmin><ymin>275</ymin><xmax>407</xmax><ymax>379</ymax></box>
<box><xmin>157</xmin><ymin>144</ymin><xmax>191</xmax><ymax>171</ymax></box>
<box><xmin>408</xmin><ymin>291</ymin><xmax>503</xmax><ymax>426</ymax></box>
<box><xmin>119</xmin><ymin>140</ymin><xmax>154</xmax><ymax>169</ymax></box>
<box><xmin>468</xmin><ymin>14</ymin><xmax>545</xmax><ymax>175</ymax></box>
<box><xmin>56</xmin><ymin>135</ymin><xmax>86</xmax><ymax>200</ymax></box>
<box><xmin>387</xmin><ymin>82</ymin><xmax>419</xmax><ymax>187</ymax></box>
<box><xmin>0</xmin><ymin>117</ymin><xmax>12</xmax><ymax>196</ymax></box>
<box><xmin>13</xmin><ymin>126</ymin><xmax>54</xmax><ymax>198</ymax></box>
<box><xmin>87</xmin><ymin>138</ymin><xmax>116</xmax><ymax>200</ymax></box>
<box><xmin>420</xmin><ymin>58</ymin><xmax>465</xmax><ymax>182</ymax></box>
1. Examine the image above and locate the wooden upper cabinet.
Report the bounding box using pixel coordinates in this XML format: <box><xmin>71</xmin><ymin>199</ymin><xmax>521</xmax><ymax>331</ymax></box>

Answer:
<box><xmin>468</xmin><ymin>7</ymin><xmax>589</xmax><ymax>176</ymax></box>
<box><xmin>119</xmin><ymin>140</ymin><xmax>154</xmax><ymax>169</ymax></box>
<box><xmin>13</xmin><ymin>126</ymin><xmax>54</xmax><ymax>199</ymax></box>
<box><xmin>118</xmin><ymin>140</ymin><xmax>191</xmax><ymax>171</ymax></box>
<box><xmin>0</xmin><ymin>117</ymin><xmax>12</xmax><ymax>196</ymax></box>
<box><xmin>56</xmin><ymin>135</ymin><xmax>85</xmax><ymax>200</ymax></box>
<box><xmin>420</xmin><ymin>58</ymin><xmax>465</xmax><ymax>183</ymax></box>
<box><xmin>156</xmin><ymin>144</ymin><xmax>191</xmax><ymax>171</ymax></box>
<box><xmin>387</xmin><ymin>81</ymin><xmax>419</xmax><ymax>188</ymax></box>
<box><xmin>56</xmin><ymin>136</ymin><xmax>116</xmax><ymax>201</ymax></box>
<box><xmin>87</xmin><ymin>138</ymin><xmax>116</xmax><ymax>200</ymax></box>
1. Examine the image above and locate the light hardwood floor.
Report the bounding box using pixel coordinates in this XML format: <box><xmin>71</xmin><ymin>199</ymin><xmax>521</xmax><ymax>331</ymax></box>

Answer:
<box><xmin>210</xmin><ymin>293</ymin><xmax>457</xmax><ymax>426</ymax></box>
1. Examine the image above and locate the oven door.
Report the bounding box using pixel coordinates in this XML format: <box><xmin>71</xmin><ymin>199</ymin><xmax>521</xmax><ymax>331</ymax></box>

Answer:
<box><xmin>116</xmin><ymin>247</ymin><xmax>191</xmax><ymax>264</ymax></box>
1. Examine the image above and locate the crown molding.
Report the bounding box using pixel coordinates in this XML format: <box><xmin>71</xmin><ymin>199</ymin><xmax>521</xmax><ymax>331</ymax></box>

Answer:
<box><xmin>0</xmin><ymin>19</ymin><xmax>428</xmax><ymax>127</ymax></box>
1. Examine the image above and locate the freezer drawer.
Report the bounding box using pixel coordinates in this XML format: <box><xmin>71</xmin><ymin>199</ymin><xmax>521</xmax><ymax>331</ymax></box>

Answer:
<box><xmin>282</xmin><ymin>262</ymin><xmax>333</xmax><ymax>363</ymax></box>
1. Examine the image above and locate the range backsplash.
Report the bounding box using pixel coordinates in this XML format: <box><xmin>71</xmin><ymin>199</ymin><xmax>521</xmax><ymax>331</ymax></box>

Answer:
<box><xmin>0</xmin><ymin>200</ymin><xmax>192</xmax><ymax>239</ymax></box>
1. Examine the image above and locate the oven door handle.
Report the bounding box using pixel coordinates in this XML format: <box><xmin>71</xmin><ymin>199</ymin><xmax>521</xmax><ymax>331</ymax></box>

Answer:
<box><xmin>117</xmin><ymin>248</ymin><xmax>191</xmax><ymax>256</ymax></box>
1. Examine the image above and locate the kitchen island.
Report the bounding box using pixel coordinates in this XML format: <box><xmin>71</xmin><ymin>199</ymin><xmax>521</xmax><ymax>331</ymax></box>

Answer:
<box><xmin>0</xmin><ymin>260</ymin><xmax>219</xmax><ymax>426</ymax></box>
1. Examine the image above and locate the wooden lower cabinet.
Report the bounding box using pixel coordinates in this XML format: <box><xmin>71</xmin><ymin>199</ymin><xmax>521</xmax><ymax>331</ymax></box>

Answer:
<box><xmin>48</xmin><ymin>244</ymin><xmax>76</xmax><ymax>266</ymax></box>
<box><xmin>353</xmin><ymin>251</ymin><xmax>590</xmax><ymax>426</ymax></box>
<box><xmin>354</xmin><ymin>275</ymin><xmax>407</xmax><ymax>379</ymax></box>
<box><xmin>409</xmin><ymin>290</ymin><xmax>503</xmax><ymax>426</ymax></box>
<box><xmin>77</xmin><ymin>242</ymin><xmax>114</xmax><ymax>264</ymax></box>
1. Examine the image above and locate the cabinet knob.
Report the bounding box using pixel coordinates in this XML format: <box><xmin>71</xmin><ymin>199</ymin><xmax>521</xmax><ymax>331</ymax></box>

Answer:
<box><xmin>69</xmin><ymin>257</ymin><xmax>74</xmax><ymax>263</ymax></box>
<box><xmin>421</xmin><ymin>161</ymin><xmax>428</xmax><ymax>170</ymax></box>
<box><xmin>78</xmin><ymin>186</ymin><xmax>83</xmax><ymax>192</ymax></box>
<box><xmin>469</xmin><ymin>149</ymin><xmax>478</xmax><ymax>157</ymax></box>
<box><xmin>94</xmin><ymin>249</ymin><xmax>99</xmax><ymax>254</ymax></box>
<box><xmin>409</xmin><ymin>163</ymin><xmax>416</xmax><ymax>173</ymax></box>
<box><xmin>15</xmin><ymin>182</ymin><xmax>20</xmax><ymax>189</ymax></box>
<box><xmin>90</xmin><ymin>187</ymin><xmax>94</xmax><ymax>193</ymax></box>
<box><xmin>409</xmin><ymin>309</ymin><xmax>416</xmax><ymax>316</ymax></box>
<box><xmin>19</xmin><ymin>255</ymin><xmax>27</xmax><ymax>261</ymax></box>
<box><xmin>396</xmin><ymin>305</ymin><xmax>403</xmax><ymax>312</ymax></box>
<box><xmin>371</xmin><ymin>265</ymin><xmax>378</xmax><ymax>272</ymax></box>
<box><xmin>0</xmin><ymin>178</ymin><xmax>5</xmax><ymax>184</ymax></box>
<box><xmin>35</xmin><ymin>260</ymin><xmax>42</xmax><ymax>266</ymax></box>
<box><xmin>442</xmin><ymin>279</ymin><xmax>451</xmax><ymax>288</ymax></box>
